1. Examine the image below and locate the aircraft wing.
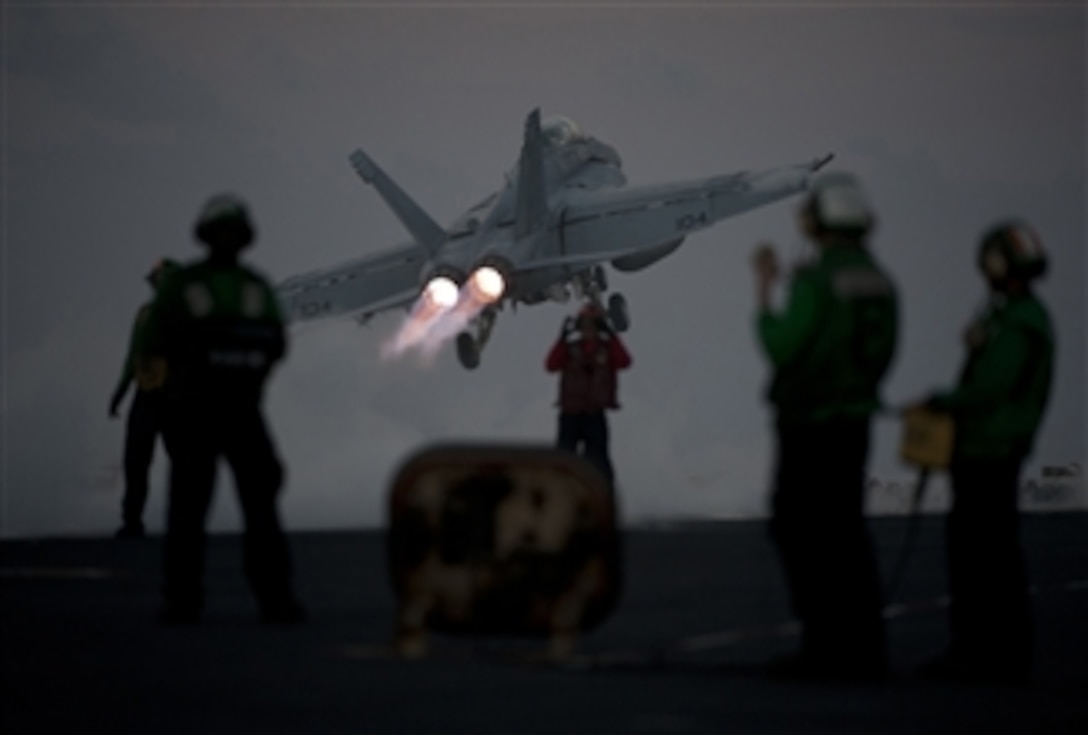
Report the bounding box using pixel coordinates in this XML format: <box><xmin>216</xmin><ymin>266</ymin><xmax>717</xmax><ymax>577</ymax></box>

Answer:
<box><xmin>276</xmin><ymin>241</ymin><xmax>424</xmax><ymax>324</ymax></box>
<box><xmin>521</xmin><ymin>155</ymin><xmax>831</xmax><ymax>273</ymax></box>
<box><xmin>564</xmin><ymin>156</ymin><xmax>830</xmax><ymax>226</ymax></box>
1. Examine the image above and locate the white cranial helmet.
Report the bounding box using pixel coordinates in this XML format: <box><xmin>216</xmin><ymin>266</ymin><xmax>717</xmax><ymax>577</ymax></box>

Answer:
<box><xmin>802</xmin><ymin>171</ymin><xmax>874</xmax><ymax>234</ymax></box>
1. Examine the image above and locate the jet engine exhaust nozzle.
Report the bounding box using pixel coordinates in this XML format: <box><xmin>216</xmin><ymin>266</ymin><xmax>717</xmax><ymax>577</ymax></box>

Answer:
<box><xmin>468</xmin><ymin>266</ymin><xmax>506</xmax><ymax>304</ymax></box>
<box><xmin>423</xmin><ymin>276</ymin><xmax>459</xmax><ymax>309</ymax></box>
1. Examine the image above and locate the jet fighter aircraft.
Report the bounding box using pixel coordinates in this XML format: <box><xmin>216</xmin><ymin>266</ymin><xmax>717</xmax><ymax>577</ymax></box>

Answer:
<box><xmin>278</xmin><ymin>108</ymin><xmax>833</xmax><ymax>369</ymax></box>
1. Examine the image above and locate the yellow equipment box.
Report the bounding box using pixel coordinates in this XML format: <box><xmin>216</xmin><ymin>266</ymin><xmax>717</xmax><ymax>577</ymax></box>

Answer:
<box><xmin>900</xmin><ymin>407</ymin><xmax>956</xmax><ymax>470</ymax></box>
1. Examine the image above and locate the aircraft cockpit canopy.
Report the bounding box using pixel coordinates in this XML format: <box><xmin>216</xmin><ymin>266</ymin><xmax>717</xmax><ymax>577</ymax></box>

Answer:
<box><xmin>541</xmin><ymin>115</ymin><xmax>585</xmax><ymax>147</ymax></box>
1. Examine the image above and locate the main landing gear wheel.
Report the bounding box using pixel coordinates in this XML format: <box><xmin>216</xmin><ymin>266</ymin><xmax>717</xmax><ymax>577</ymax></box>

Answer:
<box><xmin>607</xmin><ymin>293</ymin><xmax>630</xmax><ymax>333</ymax></box>
<box><xmin>593</xmin><ymin>265</ymin><xmax>609</xmax><ymax>294</ymax></box>
<box><xmin>456</xmin><ymin>332</ymin><xmax>480</xmax><ymax>370</ymax></box>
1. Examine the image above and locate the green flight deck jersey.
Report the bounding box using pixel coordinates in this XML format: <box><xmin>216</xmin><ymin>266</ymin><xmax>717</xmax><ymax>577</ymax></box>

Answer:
<box><xmin>140</xmin><ymin>258</ymin><xmax>286</xmax><ymax>405</ymax></box>
<box><xmin>757</xmin><ymin>244</ymin><xmax>899</xmax><ymax>426</ymax></box>
<box><xmin>929</xmin><ymin>292</ymin><xmax>1054</xmax><ymax>460</ymax></box>
<box><xmin>112</xmin><ymin>303</ymin><xmax>155</xmax><ymax>395</ymax></box>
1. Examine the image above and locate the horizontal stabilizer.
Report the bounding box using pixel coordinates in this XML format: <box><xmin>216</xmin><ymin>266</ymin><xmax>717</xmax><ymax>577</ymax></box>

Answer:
<box><xmin>349</xmin><ymin>149</ymin><xmax>446</xmax><ymax>257</ymax></box>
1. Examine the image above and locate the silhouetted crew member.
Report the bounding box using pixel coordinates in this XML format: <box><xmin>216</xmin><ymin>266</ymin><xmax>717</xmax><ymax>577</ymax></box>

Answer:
<box><xmin>109</xmin><ymin>258</ymin><xmax>178</xmax><ymax>539</ymax></box>
<box><xmin>753</xmin><ymin>172</ymin><xmax>898</xmax><ymax>681</ymax></box>
<box><xmin>546</xmin><ymin>301</ymin><xmax>632</xmax><ymax>489</ymax></box>
<box><xmin>143</xmin><ymin>194</ymin><xmax>304</xmax><ymax>625</ymax></box>
<box><xmin>916</xmin><ymin>221</ymin><xmax>1054</xmax><ymax>684</ymax></box>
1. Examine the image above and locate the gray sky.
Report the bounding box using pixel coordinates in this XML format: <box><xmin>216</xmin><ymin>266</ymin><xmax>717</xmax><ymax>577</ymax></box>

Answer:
<box><xmin>3</xmin><ymin>1</ymin><xmax>1084</xmax><ymax>538</ymax></box>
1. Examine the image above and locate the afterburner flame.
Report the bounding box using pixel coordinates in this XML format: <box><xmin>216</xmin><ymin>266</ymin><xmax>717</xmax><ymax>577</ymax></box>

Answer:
<box><xmin>415</xmin><ymin>290</ymin><xmax>486</xmax><ymax>358</ymax></box>
<box><xmin>380</xmin><ymin>297</ymin><xmax>443</xmax><ymax>360</ymax></box>
<box><xmin>423</xmin><ymin>276</ymin><xmax>459</xmax><ymax>309</ymax></box>
<box><xmin>381</xmin><ymin>279</ymin><xmax>494</xmax><ymax>363</ymax></box>
<box><xmin>469</xmin><ymin>266</ymin><xmax>505</xmax><ymax>303</ymax></box>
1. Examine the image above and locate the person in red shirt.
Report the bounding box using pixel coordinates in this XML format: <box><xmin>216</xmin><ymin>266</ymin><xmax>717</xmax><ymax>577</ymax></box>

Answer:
<box><xmin>545</xmin><ymin>301</ymin><xmax>632</xmax><ymax>490</ymax></box>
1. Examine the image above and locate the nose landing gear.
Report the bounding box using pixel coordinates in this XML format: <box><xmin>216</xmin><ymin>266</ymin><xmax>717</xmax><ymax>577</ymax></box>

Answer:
<box><xmin>575</xmin><ymin>267</ymin><xmax>630</xmax><ymax>334</ymax></box>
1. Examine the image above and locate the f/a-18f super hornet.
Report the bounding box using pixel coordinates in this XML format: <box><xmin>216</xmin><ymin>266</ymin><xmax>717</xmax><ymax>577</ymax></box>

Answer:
<box><xmin>278</xmin><ymin>109</ymin><xmax>833</xmax><ymax>369</ymax></box>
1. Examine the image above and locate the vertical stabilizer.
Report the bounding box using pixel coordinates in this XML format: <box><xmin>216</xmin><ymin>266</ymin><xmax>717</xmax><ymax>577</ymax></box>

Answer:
<box><xmin>349</xmin><ymin>148</ymin><xmax>446</xmax><ymax>257</ymax></box>
<box><xmin>513</xmin><ymin>108</ymin><xmax>548</xmax><ymax>240</ymax></box>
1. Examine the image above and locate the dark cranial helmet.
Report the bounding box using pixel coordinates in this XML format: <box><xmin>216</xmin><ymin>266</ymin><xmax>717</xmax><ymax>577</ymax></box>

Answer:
<box><xmin>194</xmin><ymin>194</ymin><xmax>255</xmax><ymax>251</ymax></box>
<box><xmin>978</xmin><ymin>220</ymin><xmax>1048</xmax><ymax>282</ymax></box>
